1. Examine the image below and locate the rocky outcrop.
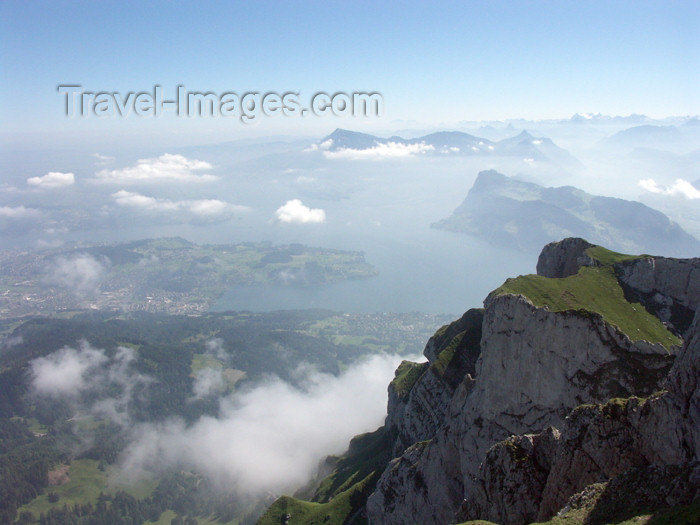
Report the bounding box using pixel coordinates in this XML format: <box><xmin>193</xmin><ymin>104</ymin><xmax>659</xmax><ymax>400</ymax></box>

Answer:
<box><xmin>537</xmin><ymin>236</ymin><xmax>700</xmax><ymax>336</ymax></box>
<box><xmin>385</xmin><ymin>309</ymin><xmax>483</xmax><ymax>457</ymax></box>
<box><xmin>616</xmin><ymin>256</ymin><xmax>700</xmax><ymax>336</ymax></box>
<box><xmin>541</xmin><ymin>307</ymin><xmax>700</xmax><ymax>519</ymax></box>
<box><xmin>365</xmin><ymin>239</ymin><xmax>699</xmax><ymax>525</ymax></box>
<box><xmin>368</xmin><ymin>290</ymin><xmax>675</xmax><ymax>525</ymax></box>
<box><xmin>464</xmin><ymin>427</ymin><xmax>560</xmax><ymax>525</ymax></box>
<box><xmin>536</xmin><ymin>237</ymin><xmax>596</xmax><ymax>278</ymax></box>
<box><xmin>460</xmin><ymin>307</ymin><xmax>700</xmax><ymax>525</ymax></box>
<box><xmin>385</xmin><ymin>366</ymin><xmax>451</xmax><ymax>457</ymax></box>
<box><xmin>259</xmin><ymin>239</ymin><xmax>700</xmax><ymax>525</ymax></box>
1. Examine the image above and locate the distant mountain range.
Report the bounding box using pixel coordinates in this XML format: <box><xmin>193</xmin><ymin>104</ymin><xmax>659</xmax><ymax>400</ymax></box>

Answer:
<box><xmin>597</xmin><ymin>122</ymin><xmax>700</xmax><ymax>153</ymax></box>
<box><xmin>568</xmin><ymin>112</ymin><xmax>654</xmax><ymax>124</ymax></box>
<box><xmin>315</xmin><ymin>128</ymin><xmax>581</xmax><ymax>166</ymax></box>
<box><xmin>432</xmin><ymin>170</ymin><xmax>700</xmax><ymax>257</ymax></box>
<box><xmin>605</xmin><ymin>125</ymin><xmax>683</xmax><ymax>149</ymax></box>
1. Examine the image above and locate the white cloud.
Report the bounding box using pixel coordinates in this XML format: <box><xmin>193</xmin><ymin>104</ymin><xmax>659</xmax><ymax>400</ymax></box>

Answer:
<box><xmin>112</xmin><ymin>191</ymin><xmax>178</xmax><ymax>212</ymax></box>
<box><xmin>30</xmin><ymin>336</ymin><xmax>414</xmax><ymax>500</ymax></box>
<box><xmin>205</xmin><ymin>338</ymin><xmax>228</xmax><ymax>360</ymax></box>
<box><xmin>187</xmin><ymin>199</ymin><xmax>230</xmax><ymax>215</ymax></box>
<box><xmin>27</xmin><ymin>171</ymin><xmax>75</xmax><ymax>188</ymax></box>
<box><xmin>1</xmin><ymin>334</ymin><xmax>23</xmax><ymax>349</ymax></box>
<box><xmin>303</xmin><ymin>138</ymin><xmax>334</xmax><ymax>152</ymax></box>
<box><xmin>118</xmin><ymin>353</ymin><xmax>408</xmax><ymax>495</ymax></box>
<box><xmin>95</xmin><ymin>153</ymin><xmax>219</xmax><ymax>184</ymax></box>
<box><xmin>30</xmin><ymin>342</ymin><xmax>152</xmax><ymax>426</ymax></box>
<box><xmin>30</xmin><ymin>342</ymin><xmax>108</xmax><ymax>399</ymax></box>
<box><xmin>275</xmin><ymin>199</ymin><xmax>326</xmax><ymax>224</ymax></box>
<box><xmin>44</xmin><ymin>253</ymin><xmax>107</xmax><ymax>298</ymax></box>
<box><xmin>0</xmin><ymin>183</ymin><xmax>20</xmax><ymax>193</ymax></box>
<box><xmin>192</xmin><ymin>368</ymin><xmax>227</xmax><ymax>399</ymax></box>
<box><xmin>639</xmin><ymin>178</ymin><xmax>700</xmax><ymax>199</ymax></box>
<box><xmin>92</xmin><ymin>153</ymin><xmax>115</xmax><ymax>166</ymax></box>
<box><xmin>639</xmin><ymin>179</ymin><xmax>661</xmax><ymax>193</ymax></box>
<box><xmin>0</xmin><ymin>205</ymin><xmax>40</xmax><ymax>218</ymax></box>
<box><xmin>111</xmin><ymin>190</ymin><xmax>247</xmax><ymax>216</ymax></box>
<box><xmin>323</xmin><ymin>141</ymin><xmax>434</xmax><ymax>160</ymax></box>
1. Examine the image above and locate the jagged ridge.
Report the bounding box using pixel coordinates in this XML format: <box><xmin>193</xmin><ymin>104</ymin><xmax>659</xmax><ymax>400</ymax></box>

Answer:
<box><xmin>258</xmin><ymin>238</ymin><xmax>700</xmax><ymax>525</ymax></box>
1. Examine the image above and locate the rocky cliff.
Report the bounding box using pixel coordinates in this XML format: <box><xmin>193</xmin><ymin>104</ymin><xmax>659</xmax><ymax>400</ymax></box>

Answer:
<box><xmin>463</xmin><ymin>305</ymin><xmax>700</xmax><ymax>524</ymax></box>
<box><xmin>258</xmin><ymin>238</ymin><xmax>700</xmax><ymax>525</ymax></box>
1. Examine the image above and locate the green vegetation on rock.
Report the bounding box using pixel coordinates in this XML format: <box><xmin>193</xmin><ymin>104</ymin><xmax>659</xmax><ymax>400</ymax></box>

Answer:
<box><xmin>431</xmin><ymin>330</ymin><xmax>466</xmax><ymax>377</ymax></box>
<box><xmin>390</xmin><ymin>361</ymin><xmax>429</xmax><ymax>399</ymax></box>
<box><xmin>492</xmin><ymin>264</ymin><xmax>681</xmax><ymax>351</ymax></box>
<box><xmin>258</xmin><ymin>428</ymin><xmax>393</xmax><ymax>525</ymax></box>
<box><xmin>585</xmin><ymin>245</ymin><xmax>644</xmax><ymax>265</ymax></box>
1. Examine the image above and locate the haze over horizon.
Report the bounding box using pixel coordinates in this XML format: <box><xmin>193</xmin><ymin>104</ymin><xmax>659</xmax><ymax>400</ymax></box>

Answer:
<box><xmin>1</xmin><ymin>0</ymin><xmax>698</xmax><ymax>150</ymax></box>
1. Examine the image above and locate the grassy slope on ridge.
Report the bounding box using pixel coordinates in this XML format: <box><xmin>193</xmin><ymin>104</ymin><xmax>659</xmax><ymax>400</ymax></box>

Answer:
<box><xmin>492</xmin><ymin>247</ymin><xmax>681</xmax><ymax>350</ymax></box>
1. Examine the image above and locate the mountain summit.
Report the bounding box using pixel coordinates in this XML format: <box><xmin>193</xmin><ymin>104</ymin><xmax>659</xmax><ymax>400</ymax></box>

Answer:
<box><xmin>432</xmin><ymin>170</ymin><xmax>700</xmax><ymax>257</ymax></box>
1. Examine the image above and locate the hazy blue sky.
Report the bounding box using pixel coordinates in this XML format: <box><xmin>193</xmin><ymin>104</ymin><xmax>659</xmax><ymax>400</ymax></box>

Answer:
<box><xmin>1</xmin><ymin>0</ymin><xmax>698</xmax><ymax>146</ymax></box>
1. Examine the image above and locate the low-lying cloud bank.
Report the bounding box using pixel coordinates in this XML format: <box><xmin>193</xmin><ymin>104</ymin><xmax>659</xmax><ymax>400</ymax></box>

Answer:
<box><xmin>111</xmin><ymin>190</ymin><xmax>250</xmax><ymax>217</ymax></box>
<box><xmin>119</xmin><ymin>353</ymin><xmax>403</xmax><ymax>495</ymax></box>
<box><xmin>29</xmin><ymin>341</ymin><xmax>409</xmax><ymax>498</ymax></box>
<box><xmin>323</xmin><ymin>141</ymin><xmax>434</xmax><ymax>160</ymax></box>
<box><xmin>29</xmin><ymin>341</ymin><xmax>152</xmax><ymax>426</ymax></box>
<box><xmin>639</xmin><ymin>178</ymin><xmax>700</xmax><ymax>199</ymax></box>
<box><xmin>95</xmin><ymin>153</ymin><xmax>219</xmax><ymax>184</ymax></box>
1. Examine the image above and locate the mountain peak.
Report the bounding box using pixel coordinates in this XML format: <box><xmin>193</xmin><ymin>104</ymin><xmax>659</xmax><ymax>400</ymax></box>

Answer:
<box><xmin>319</xmin><ymin>128</ymin><xmax>381</xmax><ymax>150</ymax></box>
<box><xmin>432</xmin><ymin>170</ymin><xmax>700</xmax><ymax>257</ymax></box>
<box><xmin>471</xmin><ymin>169</ymin><xmax>509</xmax><ymax>190</ymax></box>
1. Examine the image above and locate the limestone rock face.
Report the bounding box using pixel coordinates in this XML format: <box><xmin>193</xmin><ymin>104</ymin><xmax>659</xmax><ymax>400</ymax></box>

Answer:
<box><xmin>464</xmin><ymin>428</ymin><xmax>560</xmax><ymax>525</ymax></box>
<box><xmin>617</xmin><ymin>256</ymin><xmax>700</xmax><ymax>311</ymax></box>
<box><xmin>385</xmin><ymin>309</ymin><xmax>483</xmax><ymax>456</ymax></box>
<box><xmin>542</xmin><ymin>308</ymin><xmax>700</xmax><ymax>518</ymax></box>
<box><xmin>616</xmin><ymin>256</ymin><xmax>700</xmax><ymax>335</ymax></box>
<box><xmin>386</xmin><ymin>367</ymin><xmax>453</xmax><ymax>457</ymax></box>
<box><xmin>465</xmin><ymin>310</ymin><xmax>700</xmax><ymax>525</ymax></box>
<box><xmin>664</xmin><ymin>309</ymin><xmax>700</xmax><ymax>458</ymax></box>
<box><xmin>536</xmin><ymin>237</ymin><xmax>596</xmax><ymax>278</ymax></box>
<box><xmin>422</xmin><ymin>309</ymin><xmax>483</xmax><ymax>370</ymax></box>
<box><xmin>363</xmin><ymin>240</ymin><xmax>700</xmax><ymax>525</ymax></box>
<box><xmin>367</xmin><ymin>291</ymin><xmax>673</xmax><ymax>525</ymax></box>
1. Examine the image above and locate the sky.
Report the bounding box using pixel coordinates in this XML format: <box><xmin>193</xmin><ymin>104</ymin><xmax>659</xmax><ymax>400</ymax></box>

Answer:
<box><xmin>1</xmin><ymin>0</ymin><xmax>698</xmax><ymax>149</ymax></box>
